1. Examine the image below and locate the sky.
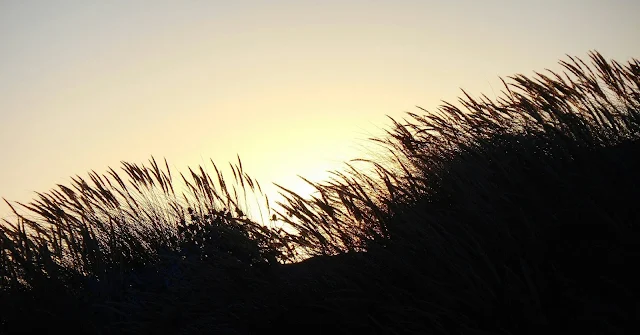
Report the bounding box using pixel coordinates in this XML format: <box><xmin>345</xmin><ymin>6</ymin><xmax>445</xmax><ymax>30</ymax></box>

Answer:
<box><xmin>1</xmin><ymin>0</ymin><xmax>639</xmax><ymax>222</ymax></box>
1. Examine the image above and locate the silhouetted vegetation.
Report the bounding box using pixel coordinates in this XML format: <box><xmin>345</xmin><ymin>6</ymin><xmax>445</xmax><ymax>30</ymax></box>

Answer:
<box><xmin>2</xmin><ymin>51</ymin><xmax>639</xmax><ymax>334</ymax></box>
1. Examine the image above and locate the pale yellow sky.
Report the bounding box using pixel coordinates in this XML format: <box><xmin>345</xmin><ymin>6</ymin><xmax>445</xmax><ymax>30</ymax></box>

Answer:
<box><xmin>1</xmin><ymin>0</ymin><xmax>639</xmax><ymax>221</ymax></box>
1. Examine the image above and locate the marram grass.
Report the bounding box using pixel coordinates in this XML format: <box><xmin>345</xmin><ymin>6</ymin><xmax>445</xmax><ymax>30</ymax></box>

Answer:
<box><xmin>2</xmin><ymin>51</ymin><xmax>640</xmax><ymax>334</ymax></box>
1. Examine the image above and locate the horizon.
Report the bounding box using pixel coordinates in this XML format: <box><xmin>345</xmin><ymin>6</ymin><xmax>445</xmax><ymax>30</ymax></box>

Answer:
<box><xmin>2</xmin><ymin>0</ymin><xmax>640</xmax><ymax>222</ymax></box>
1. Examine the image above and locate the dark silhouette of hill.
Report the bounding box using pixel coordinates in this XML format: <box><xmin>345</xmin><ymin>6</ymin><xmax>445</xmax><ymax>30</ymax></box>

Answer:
<box><xmin>2</xmin><ymin>51</ymin><xmax>639</xmax><ymax>334</ymax></box>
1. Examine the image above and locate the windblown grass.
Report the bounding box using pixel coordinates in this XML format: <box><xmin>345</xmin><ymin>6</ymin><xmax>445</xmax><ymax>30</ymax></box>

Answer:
<box><xmin>278</xmin><ymin>51</ymin><xmax>640</xmax><ymax>255</ymax></box>
<box><xmin>1</xmin><ymin>50</ymin><xmax>639</xmax><ymax>334</ymax></box>
<box><xmin>267</xmin><ymin>51</ymin><xmax>640</xmax><ymax>333</ymax></box>
<box><xmin>0</xmin><ymin>156</ymin><xmax>304</xmax><ymax>333</ymax></box>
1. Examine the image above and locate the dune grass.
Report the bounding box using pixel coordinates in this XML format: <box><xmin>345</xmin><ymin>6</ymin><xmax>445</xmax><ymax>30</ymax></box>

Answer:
<box><xmin>1</xmin><ymin>51</ymin><xmax>639</xmax><ymax>334</ymax></box>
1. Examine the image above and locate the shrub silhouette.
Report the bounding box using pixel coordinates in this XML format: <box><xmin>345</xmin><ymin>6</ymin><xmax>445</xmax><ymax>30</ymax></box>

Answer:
<box><xmin>1</xmin><ymin>51</ymin><xmax>640</xmax><ymax>334</ymax></box>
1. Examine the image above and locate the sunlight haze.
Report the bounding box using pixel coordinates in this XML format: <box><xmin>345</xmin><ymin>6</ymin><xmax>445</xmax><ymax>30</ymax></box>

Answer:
<box><xmin>1</xmin><ymin>0</ymin><xmax>639</xmax><ymax>221</ymax></box>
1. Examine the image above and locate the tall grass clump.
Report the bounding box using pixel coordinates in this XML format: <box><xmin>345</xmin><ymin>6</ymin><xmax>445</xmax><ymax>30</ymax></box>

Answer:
<box><xmin>267</xmin><ymin>51</ymin><xmax>640</xmax><ymax>333</ymax></box>
<box><xmin>1</xmin><ymin>50</ymin><xmax>639</xmax><ymax>334</ymax></box>
<box><xmin>0</xmin><ymin>156</ymin><xmax>303</xmax><ymax>333</ymax></box>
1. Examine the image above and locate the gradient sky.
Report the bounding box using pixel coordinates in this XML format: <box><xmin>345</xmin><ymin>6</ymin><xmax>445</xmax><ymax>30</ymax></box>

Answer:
<box><xmin>1</xmin><ymin>0</ymin><xmax>639</xmax><ymax>221</ymax></box>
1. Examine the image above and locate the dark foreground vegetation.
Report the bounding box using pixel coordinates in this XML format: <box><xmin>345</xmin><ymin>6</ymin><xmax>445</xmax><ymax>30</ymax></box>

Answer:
<box><xmin>2</xmin><ymin>51</ymin><xmax>640</xmax><ymax>334</ymax></box>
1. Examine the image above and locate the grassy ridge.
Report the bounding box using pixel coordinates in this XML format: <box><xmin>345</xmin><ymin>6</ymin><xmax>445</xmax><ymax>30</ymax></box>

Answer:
<box><xmin>1</xmin><ymin>51</ymin><xmax>639</xmax><ymax>334</ymax></box>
